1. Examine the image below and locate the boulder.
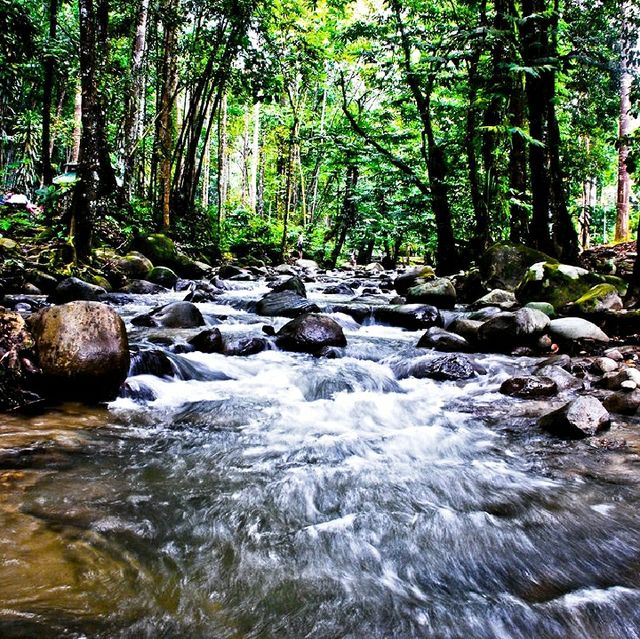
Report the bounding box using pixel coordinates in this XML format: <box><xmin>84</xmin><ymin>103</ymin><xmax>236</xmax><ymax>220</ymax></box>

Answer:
<box><xmin>599</xmin><ymin>368</ymin><xmax>640</xmax><ymax>391</ymax></box>
<box><xmin>524</xmin><ymin>302</ymin><xmax>556</xmax><ymax>318</ymax></box>
<box><xmin>409</xmin><ymin>354</ymin><xmax>476</xmax><ymax>381</ymax></box>
<box><xmin>447</xmin><ymin>318</ymin><xmax>483</xmax><ymax>343</ymax></box>
<box><xmin>539</xmin><ymin>396</ymin><xmax>610</xmax><ymax>439</ymax></box>
<box><xmin>548</xmin><ymin>317</ymin><xmax>609</xmax><ymax>343</ymax></box>
<box><xmin>394</xmin><ymin>266</ymin><xmax>436</xmax><ymax>296</ymax></box>
<box><xmin>296</xmin><ymin>258</ymin><xmax>320</xmax><ymax>271</ymax></box>
<box><xmin>218</xmin><ymin>264</ymin><xmax>246</xmax><ymax>279</ymax></box>
<box><xmin>478</xmin><ymin>308</ymin><xmax>550</xmax><ymax>350</ymax></box>
<box><xmin>119</xmin><ymin>280</ymin><xmax>167</xmax><ymax>295</ymax></box>
<box><xmin>27</xmin><ymin>271</ymin><xmax>59</xmax><ymax>295</ymax></box>
<box><xmin>147</xmin><ymin>266</ymin><xmax>178</xmax><ymax>288</ymax></box>
<box><xmin>500</xmin><ymin>376</ymin><xmax>558</xmax><ymax>399</ymax></box>
<box><xmin>373</xmin><ymin>304</ymin><xmax>441</xmax><ymax>330</ymax></box>
<box><xmin>135</xmin><ymin>233</ymin><xmax>178</xmax><ymax>266</ymax></box>
<box><xmin>417</xmin><ymin>327</ymin><xmax>470</xmax><ymax>352</ymax></box>
<box><xmin>29</xmin><ymin>301</ymin><xmax>129</xmax><ymax>401</ymax></box>
<box><xmin>223</xmin><ymin>336</ymin><xmax>270</xmax><ymax>356</ymax></box>
<box><xmin>276</xmin><ymin>313</ymin><xmax>347</xmax><ymax>354</ymax></box>
<box><xmin>324</xmin><ymin>283</ymin><xmax>356</xmax><ymax>296</ymax></box>
<box><xmin>535</xmin><ymin>364</ymin><xmax>582</xmax><ymax>391</ymax></box>
<box><xmin>131</xmin><ymin>301</ymin><xmax>205</xmax><ymax>329</ymax></box>
<box><xmin>274</xmin><ymin>264</ymin><xmax>298</xmax><ymax>276</ymax></box>
<box><xmin>516</xmin><ymin>261</ymin><xmax>627</xmax><ymax>309</ymax></box>
<box><xmin>406</xmin><ymin>277</ymin><xmax>457</xmax><ymax>309</ymax></box>
<box><xmin>472</xmin><ymin>289</ymin><xmax>518</xmax><ymax>310</ymax></box>
<box><xmin>129</xmin><ymin>349</ymin><xmax>174</xmax><ymax>377</ymax></box>
<box><xmin>602</xmin><ymin>390</ymin><xmax>640</xmax><ymax>415</ymax></box>
<box><xmin>49</xmin><ymin>277</ymin><xmax>107</xmax><ymax>304</ymax></box>
<box><xmin>480</xmin><ymin>242</ymin><xmax>555</xmax><ymax>291</ymax></box>
<box><xmin>113</xmin><ymin>252</ymin><xmax>153</xmax><ymax>279</ymax></box>
<box><xmin>270</xmin><ymin>276</ymin><xmax>307</xmax><ymax>297</ymax></box>
<box><xmin>188</xmin><ymin>328</ymin><xmax>223</xmax><ymax>354</ymax></box>
<box><xmin>571</xmin><ymin>284</ymin><xmax>624</xmax><ymax>314</ymax></box>
<box><xmin>256</xmin><ymin>291</ymin><xmax>320</xmax><ymax>317</ymax></box>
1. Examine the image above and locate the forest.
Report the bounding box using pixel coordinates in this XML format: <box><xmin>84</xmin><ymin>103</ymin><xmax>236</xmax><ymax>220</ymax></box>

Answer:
<box><xmin>1</xmin><ymin>0</ymin><xmax>639</xmax><ymax>276</ymax></box>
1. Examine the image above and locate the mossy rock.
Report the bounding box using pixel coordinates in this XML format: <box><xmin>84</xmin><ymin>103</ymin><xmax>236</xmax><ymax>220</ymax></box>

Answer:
<box><xmin>525</xmin><ymin>301</ymin><xmax>556</xmax><ymax>318</ymax></box>
<box><xmin>148</xmin><ymin>266</ymin><xmax>178</xmax><ymax>288</ymax></box>
<box><xmin>480</xmin><ymin>243</ymin><xmax>556</xmax><ymax>291</ymax></box>
<box><xmin>516</xmin><ymin>262</ymin><xmax>627</xmax><ymax>309</ymax></box>
<box><xmin>136</xmin><ymin>234</ymin><xmax>178</xmax><ymax>265</ymax></box>
<box><xmin>573</xmin><ymin>284</ymin><xmax>623</xmax><ymax>314</ymax></box>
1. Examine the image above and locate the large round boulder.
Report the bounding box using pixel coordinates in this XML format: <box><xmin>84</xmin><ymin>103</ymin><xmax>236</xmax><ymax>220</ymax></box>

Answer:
<box><xmin>478</xmin><ymin>307</ymin><xmax>550</xmax><ymax>351</ymax></box>
<box><xmin>257</xmin><ymin>291</ymin><xmax>320</xmax><ymax>318</ymax></box>
<box><xmin>29</xmin><ymin>301</ymin><xmax>129</xmax><ymax>401</ymax></box>
<box><xmin>539</xmin><ymin>396</ymin><xmax>610</xmax><ymax>439</ymax></box>
<box><xmin>479</xmin><ymin>242</ymin><xmax>555</xmax><ymax>291</ymax></box>
<box><xmin>113</xmin><ymin>251</ymin><xmax>153</xmax><ymax>279</ymax></box>
<box><xmin>276</xmin><ymin>313</ymin><xmax>347</xmax><ymax>354</ymax></box>
<box><xmin>548</xmin><ymin>317</ymin><xmax>609</xmax><ymax>343</ymax></box>
<box><xmin>406</xmin><ymin>277</ymin><xmax>457</xmax><ymax>309</ymax></box>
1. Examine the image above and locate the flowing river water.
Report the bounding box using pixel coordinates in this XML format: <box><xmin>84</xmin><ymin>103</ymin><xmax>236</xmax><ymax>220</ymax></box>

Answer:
<box><xmin>1</xmin><ymin>280</ymin><xmax>640</xmax><ymax>638</ymax></box>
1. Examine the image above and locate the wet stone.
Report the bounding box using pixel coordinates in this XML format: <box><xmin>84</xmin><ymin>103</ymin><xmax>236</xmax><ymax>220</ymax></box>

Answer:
<box><xmin>500</xmin><ymin>376</ymin><xmax>558</xmax><ymax>399</ymax></box>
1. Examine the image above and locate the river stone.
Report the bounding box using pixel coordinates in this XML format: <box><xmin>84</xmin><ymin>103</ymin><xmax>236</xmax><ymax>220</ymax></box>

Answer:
<box><xmin>525</xmin><ymin>302</ymin><xmax>556</xmax><ymax>318</ymax></box>
<box><xmin>572</xmin><ymin>284</ymin><xmax>624</xmax><ymax>314</ymax></box>
<box><xmin>27</xmin><ymin>270</ymin><xmax>59</xmax><ymax>295</ymax></box>
<box><xmin>407</xmin><ymin>277</ymin><xmax>457</xmax><ymax>309</ymax></box>
<box><xmin>473</xmin><ymin>289</ymin><xmax>518</xmax><ymax>309</ymax></box>
<box><xmin>591</xmin><ymin>357</ymin><xmax>619</xmax><ymax>375</ymax></box>
<box><xmin>479</xmin><ymin>242</ymin><xmax>555</xmax><ymax>291</ymax></box>
<box><xmin>257</xmin><ymin>291</ymin><xmax>320</xmax><ymax>317</ymax></box>
<box><xmin>445</xmin><ymin>318</ymin><xmax>478</xmax><ymax>341</ymax></box>
<box><xmin>147</xmin><ymin>266</ymin><xmax>178</xmax><ymax>288</ymax></box>
<box><xmin>535</xmin><ymin>364</ymin><xmax>582</xmax><ymax>391</ymax></box>
<box><xmin>0</xmin><ymin>308</ymin><xmax>33</xmax><ymax>357</ymax></box>
<box><xmin>129</xmin><ymin>349</ymin><xmax>174</xmax><ymax>377</ymax></box>
<box><xmin>29</xmin><ymin>301</ymin><xmax>129</xmax><ymax>401</ymax></box>
<box><xmin>599</xmin><ymin>368</ymin><xmax>640</xmax><ymax>390</ymax></box>
<box><xmin>188</xmin><ymin>328</ymin><xmax>223</xmax><ymax>354</ymax></box>
<box><xmin>539</xmin><ymin>396</ymin><xmax>610</xmax><ymax>439</ymax></box>
<box><xmin>218</xmin><ymin>264</ymin><xmax>246</xmax><ymax>279</ymax></box>
<box><xmin>548</xmin><ymin>318</ymin><xmax>609</xmax><ymax>343</ymax></box>
<box><xmin>373</xmin><ymin>304</ymin><xmax>441</xmax><ymax>330</ymax></box>
<box><xmin>119</xmin><ymin>279</ymin><xmax>167</xmax><ymax>295</ymax></box>
<box><xmin>132</xmin><ymin>301</ymin><xmax>205</xmax><ymax>328</ymax></box>
<box><xmin>478</xmin><ymin>307</ymin><xmax>550</xmax><ymax>350</ymax></box>
<box><xmin>270</xmin><ymin>276</ymin><xmax>307</xmax><ymax>297</ymax></box>
<box><xmin>417</xmin><ymin>326</ymin><xmax>470</xmax><ymax>352</ymax></box>
<box><xmin>407</xmin><ymin>354</ymin><xmax>476</xmax><ymax>381</ymax></box>
<box><xmin>394</xmin><ymin>266</ymin><xmax>436</xmax><ymax>296</ymax></box>
<box><xmin>516</xmin><ymin>261</ymin><xmax>627</xmax><ymax>308</ymax></box>
<box><xmin>49</xmin><ymin>277</ymin><xmax>107</xmax><ymax>304</ymax></box>
<box><xmin>223</xmin><ymin>336</ymin><xmax>270</xmax><ymax>356</ymax></box>
<box><xmin>274</xmin><ymin>264</ymin><xmax>297</xmax><ymax>276</ymax></box>
<box><xmin>324</xmin><ymin>283</ymin><xmax>356</xmax><ymax>296</ymax></box>
<box><xmin>113</xmin><ymin>252</ymin><xmax>153</xmax><ymax>279</ymax></box>
<box><xmin>296</xmin><ymin>259</ymin><xmax>320</xmax><ymax>271</ymax></box>
<box><xmin>603</xmin><ymin>390</ymin><xmax>640</xmax><ymax>415</ymax></box>
<box><xmin>276</xmin><ymin>313</ymin><xmax>347</xmax><ymax>354</ymax></box>
<box><xmin>500</xmin><ymin>376</ymin><xmax>558</xmax><ymax>399</ymax></box>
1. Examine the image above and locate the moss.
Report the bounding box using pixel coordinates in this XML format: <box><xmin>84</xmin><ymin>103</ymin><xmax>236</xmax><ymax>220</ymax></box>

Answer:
<box><xmin>516</xmin><ymin>261</ymin><xmax>627</xmax><ymax>308</ymax></box>
<box><xmin>480</xmin><ymin>242</ymin><xmax>556</xmax><ymax>291</ymax></box>
<box><xmin>136</xmin><ymin>233</ymin><xmax>178</xmax><ymax>265</ymax></box>
<box><xmin>574</xmin><ymin>284</ymin><xmax>621</xmax><ymax>313</ymax></box>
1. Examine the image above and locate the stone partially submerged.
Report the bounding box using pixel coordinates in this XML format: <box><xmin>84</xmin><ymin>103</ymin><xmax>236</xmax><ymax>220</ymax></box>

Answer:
<box><xmin>29</xmin><ymin>301</ymin><xmax>130</xmax><ymax>401</ymax></box>
<box><xmin>276</xmin><ymin>313</ymin><xmax>347</xmax><ymax>354</ymax></box>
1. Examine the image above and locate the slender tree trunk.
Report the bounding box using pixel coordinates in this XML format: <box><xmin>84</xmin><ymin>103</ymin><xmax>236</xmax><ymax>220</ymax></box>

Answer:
<box><xmin>508</xmin><ymin>67</ymin><xmax>529</xmax><ymax>243</ymax></box>
<box><xmin>615</xmin><ymin>0</ymin><xmax>633</xmax><ymax>242</ymax></box>
<box><xmin>249</xmin><ymin>101</ymin><xmax>260</xmax><ymax>212</ymax></box>
<box><xmin>41</xmin><ymin>0</ymin><xmax>59</xmax><ymax>186</ymax></box>
<box><xmin>70</xmin><ymin>82</ymin><xmax>82</xmax><ymax>163</ymax></box>
<box><xmin>216</xmin><ymin>92</ymin><xmax>228</xmax><ymax>237</ymax></box>
<box><xmin>202</xmin><ymin>105</ymin><xmax>211</xmax><ymax>209</ymax></box>
<box><xmin>123</xmin><ymin>0</ymin><xmax>150</xmax><ymax>199</ymax></box>
<box><xmin>330</xmin><ymin>164</ymin><xmax>359</xmax><ymax>267</ymax></box>
<box><xmin>158</xmin><ymin>0</ymin><xmax>178</xmax><ymax>231</ymax></box>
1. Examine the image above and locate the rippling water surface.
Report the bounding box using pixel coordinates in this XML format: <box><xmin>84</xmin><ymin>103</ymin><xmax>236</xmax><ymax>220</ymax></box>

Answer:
<box><xmin>2</xmin><ymin>284</ymin><xmax>640</xmax><ymax>638</ymax></box>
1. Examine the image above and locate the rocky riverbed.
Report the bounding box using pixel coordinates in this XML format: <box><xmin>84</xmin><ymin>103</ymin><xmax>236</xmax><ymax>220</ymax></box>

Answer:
<box><xmin>1</xmin><ymin>239</ymin><xmax>640</xmax><ymax>637</ymax></box>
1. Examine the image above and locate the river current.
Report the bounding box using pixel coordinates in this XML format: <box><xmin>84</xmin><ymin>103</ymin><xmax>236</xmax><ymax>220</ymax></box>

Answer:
<box><xmin>1</xmin><ymin>281</ymin><xmax>640</xmax><ymax>638</ymax></box>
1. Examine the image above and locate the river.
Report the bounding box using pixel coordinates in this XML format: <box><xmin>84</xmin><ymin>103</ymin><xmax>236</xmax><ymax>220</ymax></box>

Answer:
<box><xmin>1</xmin><ymin>280</ymin><xmax>640</xmax><ymax>638</ymax></box>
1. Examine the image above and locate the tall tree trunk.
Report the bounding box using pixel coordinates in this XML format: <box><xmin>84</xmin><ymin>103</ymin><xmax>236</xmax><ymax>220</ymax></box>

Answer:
<box><xmin>122</xmin><ymin>0</ymin><xmax>150</xmax><ymax>199</ymax></box>
<box><xmin>201</xmin><ymin>106</ymin><xmax>211</xmax><ymax>209</ymax></box>
<box><xmin>521</xmin><ymin>0</ymin><xmax>577</xmax><ymax>261</ymax></box>
<box><xmin>249</xmin><ymin>101</ymin><xmax>260</xmax><ymax>212</ymax></box>
<box><xmin>508</xmin><ymin>67</ymin><xmax>529</xmax><ymax>243</ymax></box>
<box><xmin>280</xmin><ymin>116</ymin><xmax>300</xmax><ymax>259</ymax></box>
<box><xmin>41</xmin><ymin>0</ymin><xmax>59</xmax><ymax>186</ymax></box>
<box><xmin>157</xmin><ymin>0</ymin><xmax>178</xmax><ymax>231</ymax></box>
<box><xmin>330</xmin><ymin>164</ymin><xmax>359</xmax><ymax>267</ymax></box>
<box><xmin>71</xmin><ymin>0</ymin><xmax>101</xmax><ymax>261</ymax></box>
<box><xmin>216</xmin><ymin>93</ymin><xmax>228</xmax><ymax>238</ymax></box>
<box><xmin>615</xmin><ymin>0</ymin><xmax>633</xmax><ymax>242</ymax></box>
